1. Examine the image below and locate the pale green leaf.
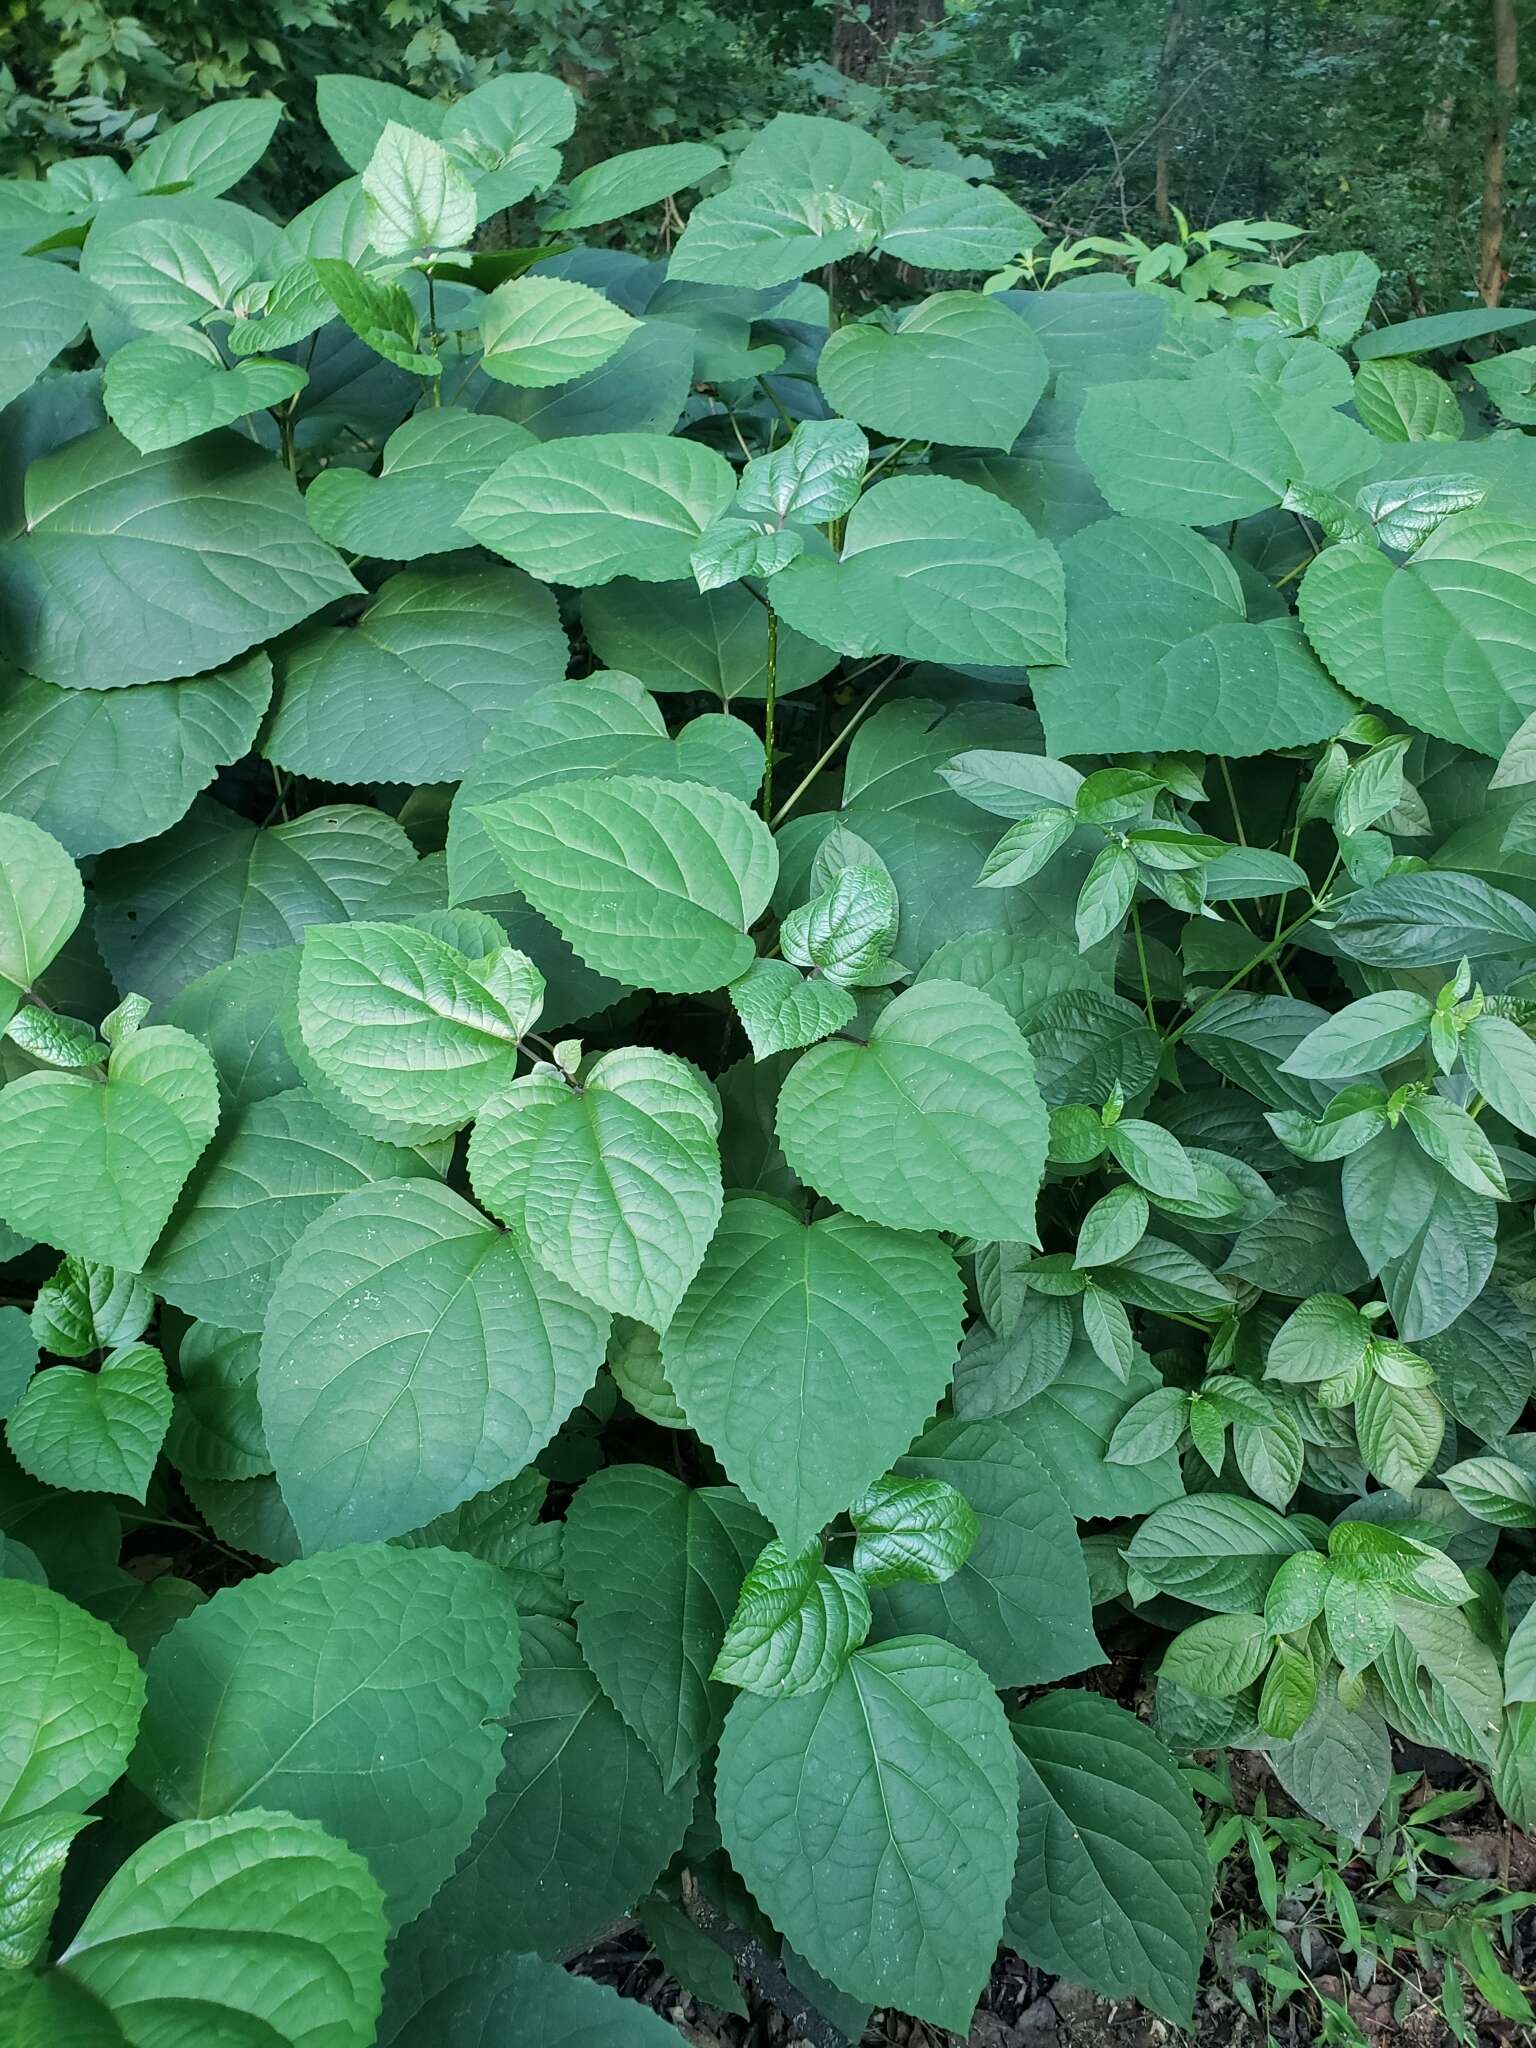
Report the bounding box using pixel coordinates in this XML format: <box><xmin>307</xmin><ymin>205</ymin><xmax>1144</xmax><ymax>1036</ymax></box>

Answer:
<box><xmin>818</xmin><ymin>292</ymin><xmax>1047</xmax><ymax>451</ymax></box>
<box><xmin>6</xmin><ymin>1341</ymin><xmax>170</xmax><ymax>1501</ymax></box>
<box><xmin>1</xmin><ymin>1576</ymin><xmax>144</xmax><ymax>1823</ymax></box>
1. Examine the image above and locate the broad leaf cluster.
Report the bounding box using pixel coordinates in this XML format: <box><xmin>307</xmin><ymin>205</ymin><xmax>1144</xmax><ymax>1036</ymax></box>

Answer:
<box><xmin>0</xmin><ymin>76</ymin><xmax>1534</xmax><ymax>2048</ymax></box>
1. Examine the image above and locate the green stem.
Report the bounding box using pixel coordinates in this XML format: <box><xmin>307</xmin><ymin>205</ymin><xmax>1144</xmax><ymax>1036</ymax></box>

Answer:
<box><xmin>426</xmin><ymin>268</ymin><xmax>442</xmax><ymax>406</ymax></box>
<box><xmin>756</xmin><ymin>373</ymin><xmax>796</xmax><ymax>437</ymax></box>
<box><xmin>761</xmin><ymin>608</ymin><xmax>779</xmax><ymax>821</ymax></box>
<box><xmin>768</xmin><ymin>669</ymin><xmax>898</xmax><ymax>830</ymax></box>
<box><xmin>1130</xmin><ymin>901</ymin><xmax>1156</xmax><ymax>1024</ymax></box>
<box><xmin>1166</xmin><ymin>896</ymin><xmax>1331</xmax><ymax>1049</ymax></box>
<box><xmin>116</xmin><ymin>1510</ymin><xmax>254</xmax><ymax>1571</ymax></box>
<box><xmin>1217</xmin><ymin>756</ymin><xmax>1247</xmax><ymax>845</ymax></box>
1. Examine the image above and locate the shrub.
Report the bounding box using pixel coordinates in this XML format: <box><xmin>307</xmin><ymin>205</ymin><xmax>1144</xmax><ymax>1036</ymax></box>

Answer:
<box><xmin>1</xmin><ymin>75</ymin><xmax>1535</xmax><ymax>2048</ymax></box>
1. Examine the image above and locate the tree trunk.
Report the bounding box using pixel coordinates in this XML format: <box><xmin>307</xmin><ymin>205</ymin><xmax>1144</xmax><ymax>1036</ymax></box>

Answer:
<box><xmin>832</xmin><ymin>0</ymin><xmax>943</xmax><ymax>82</ymax></box>
<box><xmin>1153</xmin><ymin>0</ymin><xmax>1188</xmax><ymax>225</ymax></box>
<box><xmin>1477</xmin><ymin>0</ymin><xmax>1519</xmax><ymax>306</ymax></box>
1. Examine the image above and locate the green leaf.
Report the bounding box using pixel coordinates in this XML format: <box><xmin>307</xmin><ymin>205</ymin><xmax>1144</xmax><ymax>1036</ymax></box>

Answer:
<box><xmin>131</xmin><ymin>1543</ymin><xmax>520</xmax><ymax>1925</ymax></box>
<box><xmin>0</xmin><ymin>655</ymin><xmax>272</xmax><ymax>860</ymax></box>
<box><xmin>1463</xmin><ymin>1013</ymin><xmax>1536</xmax><ymax>1138</ymax></box>
<box><xmin>0</xmin><ymin>1809</ymin><xmax>93</xmax><ymax>1969</ymax></box>
<box><xmin>780</xmin><ymin>863</ymin><xmax>899</xmax><ymax>986</ymax></box>
<box><xmin>867</xmin><ymin>1417</ymin><xmax>1100</xmax><ymax>1686</ymax></box>
<box><xmin>1104</xmin><ymin>1117</ymin><xmax>1198</xmax><ymax>1201</ymax></box>
<box><xmin>1353</xmin><ymin>356</ymin><xmax>1462</xmax><ymax>441</ymax></box>
<box><xmin>472</xmin><ymin>772</ymin><xmax>778</xmax><ymax>994</ymax></box>
<box><xmin>362</xmin><ymin>122</ymin><xmax>476</xmax><ymax>256</ymax></box>
<box><xmin>663</xmin><ymin>1197</ymin><xmax>963</xmax><ymax>1547</ymax></box>
<box><xmin>548</xmin><ymin>142</ymin><xmax>724</xmax><ymax>230</ymax></box>
<box><xmin>851</xmin><ymin>1472</ymin><xmax>979</xmax><ymax>1589</ymax></box>
<box><xmin>304</xmin><ymin>409</ymin><xmax>534</xmax><ymax>561</ymax></box>
<box><xmin>1269</xmin><ymin>250</ymin><xmax>1380</xmax><ymax>345</ymax></box>
<box><xmin>0</xmin><ymin>1307</ymin><xmax>36</xmax><ymax>1419</ymax></box>
<box><xmin>30</xmin><ymin>1259</ymin><xmax>150</xmax><ymax>1360</ymax></box>
<box><xmin>479</xmin><ymin>276</ymin><xmax>637</xmax><ymax>386</ymax></box>
<box><xmin>266</xmin><ymin>566</ymin><xmax>567</xmax><ymax>785</ymax></box>
<box><xmin>776</xmin><ymin>980</ymin><xmax>1048</xmax><ymax>1240</ymax></box>
<box><xmin>1033</xmin><ymin>517</ymin><xmax>1352</xmax><ymax>758</ymax></box>
<box><xmin>92</xmin><ymin>799</ymin><xmax>417</xmax><ymax>1007</ymax></box>
<box><xmin>461</xmin><ymin>432</ymin><xmax>737</xmax><ymax>586</ymax></box>
<box><xmin>736</xmin><ymin>418</ymin><xmax>868</xmax><ymax>531</ymax></box>
<box><xmin>583</xmin><ymin>578</ymin><xmax>836</xmax><ymax>702</ymax></box>
<box><xmin>1281</xmin><ymin>991</ymin><xmax>1434</xmax><ymax>1078</ymax></box>
<box><xmin>1126</xmin><ymin>1494</ymin><xmax>1310</xmax><ymax>1611</ymax></box>
<box><xmin>1007</xmin><ymin>1690</ymin><xmax>1210</xmax><ymax>2026</ymax></box>
<box><xmin>1075</xmin><ymin>1184</ymin><xmax>1150</xmax><ymax>1267</ymax></box>
<box><xmin>979</xmin><ymin>808</ymin><xmax>1077</xmax><ymax>888</ymax></box>
<box><xmin>297</xmin><ymin>920</ymin><xmax>543</xmax><ymax>1130</ymax></box>
<box><xmin>310</xmin><ymin>256</ymin><xmax>439</xmax><ymax>374</ymax></box>
<box><xmin>0</xmin><ymin>811</ymin><xmax>81</xmax><ymax>1027</ymax></box>
<box><xmin>1</xmin><ymin>1576</ymin><xmax>144</xmax><ymax>1823</ymax></box>
<box><xmin>712</xmin><ymin>1538</ymin><xmax>871</xmax><ymax>1695</ymax></box>
<box><xmin>441</xmin><ymin>72</ymin><xmax>575</xmax><ymax>208</ymax></box>
<box><xmin>0</xmin><ymin>427</ymin><xmax>358</xmax><ymax>690</ymax></box>
<box><xmin>1262</xmin><ymin>1675</ymin><xmax>1392</xmax><ymax>1841</ymax></box>
<box><xmin>819</xmin><ymin>292</ymin><xmax>1047</xmax><ymax>451</ymax></box>
<box><xmin>1401</xmin><ymin>1092</ymin><xmax>1507</xmax><ymax>1199</ymax></box>
<box><xmin>1106</xmin><ymin>1385</ymin><xmax>1190</xmax><ymax>1463</ymax></box>
<box><xmin>81</xmin><ymin>211</ymin><xmax>267</xmax><ymax>332</ymax></box>
<box><xmin>165</xmin><ymin>1322</ymin><xmax>267</xmax><ymax>1483</ymax></box>
<box><xmin>1007</xmin><ymin>1338</ymin><xmax>1184</xmax><ymax>1516</ymax></box>
<box><xmin>1323</xmin><ymin>1572</ymin><xmax>1396</xmax><ymax>1676</ymax></box>
<box><xmin>1442</xmin><ymin>1451</ymin><xmax>1536</xmax><ymax>1529</ymax></box>
<box><xmin>130</xmin><ymin>99</ymin><xmax>282</xmax><ymax>197</ymax></box>
<box><xmin>423</xmin><ymin>1613</ymin><xmax>695</xmax><ymax>1958</ymax></box>
<box><xmin>1161</xmin><ymin>1612</ymin><xmax>1271</xmax><ymax>1697</ymax></box>
<box><xmin>1472</xmin><ymin>346</ymin><xmax>1536</xmax><ymax>425</ymax></box>
<box><xmin>104</xmin><ymin>332</ymin><xmax>306</xmax><ymax>454</ymax></box>
<box><xmin>1266</xmin><ymin>1292</ymin><xmax>1374</xmax><ymax>1384</ymax></box>
<box><xmin>1077</xmin><ymin>370</ymin><xmax>1376</xmax><ymax>525</ymax></box>
<box><xmin>1075</xmin><ymin>842</ymin><xmax>1137</xmax><ymax>950</ymax></box>
<box><xmin>717</xmin><ymin>1636</ymin><xmax>1017</xmax><ymax>2032</ymax></box>
<box><xmin>380</xmin><ymin>1917</ymin><xmax>679</xmax><ymax>2045</ymax></box>
<box><xmin>7</xmin><ymin>1342</ymin><xmax>170</xmax><ymax>1501</ymax></box>
<box><xmin>0</xmin><ymin>1024</ymin><xmax>219</xmax><ymax>1270</ymax></box>
<box><xmin>770</xmin><ymin>474</ymin><xmax>1066</xmax><ymax>666</ymax></box>
<box><xmin>728</xmin><ymin>957</ymin><xmax>857</xmax><ymax>1058</ymax></box>
<box><xmin>1301</xmin><ymin>518</ymin><xmax>1536</xmax><ymax>757</ymax></box>
<box><xmin>563</xmin><ymin>1463</ymin><xmax>768</xmax><ymax>1788</ymax></box>
<box><xmin>1258</xmin><ymin>1637</ymin><xmax>1318</xmax><ymax>1741</ymax></box>
<box><xmin>147</xmin><ymin>1088</ymin><xmax>436</xmax><ymax>1333</ymax></box>
<box><xmin>0</xmin><ymin>256</ymin><xmax>88</xmax><ymax>412</ymax></box>
<box><xmin>1327</xmin><ymin>869</ymin><xmax>1536</xmax><ymax>967</ymax></box>
<box><xmin>259</xmin><ymin>1178</ymin><xmax>608</xmax><ymax>1549</ymax></box>
<box><xmin>470</xmin><ymin>1045</ymin><xmax>722</xmax><ymax>1328</ymax></box>
<box><xmin>58</xmin><ymin>1809</ymin><xmax>387</xmax><ymax>2048</ymax></box>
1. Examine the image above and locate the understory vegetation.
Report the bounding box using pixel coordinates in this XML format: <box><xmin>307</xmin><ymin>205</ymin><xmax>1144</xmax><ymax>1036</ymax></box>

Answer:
<box><xmin>0</xmin><ymin>60</ymin><xmax>1535</xmax><ymax>2048</ymax></box>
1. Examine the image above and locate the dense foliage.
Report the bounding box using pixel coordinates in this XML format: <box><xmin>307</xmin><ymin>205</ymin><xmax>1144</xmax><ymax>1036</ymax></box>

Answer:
<box><xmin>1</xmin><ymin>71</ymin><xmax>1536</xmax><ymax>2047</ymax></box>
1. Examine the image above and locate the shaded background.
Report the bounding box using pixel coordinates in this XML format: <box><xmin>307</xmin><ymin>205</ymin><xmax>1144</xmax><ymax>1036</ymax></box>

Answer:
<box><xmin>1</xmin><ymin>0</ymin><xmax>1529</xmax><ymax>314</ymax></box>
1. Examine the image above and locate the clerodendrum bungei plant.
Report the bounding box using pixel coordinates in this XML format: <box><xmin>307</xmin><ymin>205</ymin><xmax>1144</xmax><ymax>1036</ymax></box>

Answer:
<box><xmin>1</xmin><ymin>69</ymin><xmax>1535</xmax><ymax>2048</ymax></box>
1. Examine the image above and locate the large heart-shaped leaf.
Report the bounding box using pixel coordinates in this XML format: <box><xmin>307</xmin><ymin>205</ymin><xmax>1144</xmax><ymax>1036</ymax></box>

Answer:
<box><xmin>818</xmin><ymin>292</ymin><xmax>1047</xmax><ymax>450</ymax></box>
<box><xmin>662</xmin><ymin>1198</ymin><xmax>964</xmax><ymax>1547</ymax></box>
<box><xmin>472</xmin><ymin>772</ymin><xmax>778</xmax><ymax>993</ymax></box>
<box><xmin>0</xmin><ymin>428</ymin><xmax>358</xmax><ymax>689</ymax></box>
<box><xmin>470</xmin><ymin>1045</ymin><xmax>722</xmax><ymax>1329</ymax></box>
<box><xmin>716</xmin><ymin>1636</ymin><xmax>1017</xmax><ymax>2031</ymax></box>
<box><xmin>776</xmin><ymin>980</ymin><xmax>1048</xmax><ymax>1240</ymax></box>
<box><xmin>0</xmin><ymin>1025</ymin><xmax>219</xmax><ymax>1270</ymax></box>
<box><xmin>130</xmin><ymin>1543</ymin><xmax>522</xmax><ymax>1925</ymax></box>
<box><xmin>259</xmin><ymin>1178</ymin><xmax>608</xmax><ymax>1549</ymax></box>
<box><xmin>769</xmin><ymin>475</ymin><xmax>1066</xmax><ymax>665</ymax></box>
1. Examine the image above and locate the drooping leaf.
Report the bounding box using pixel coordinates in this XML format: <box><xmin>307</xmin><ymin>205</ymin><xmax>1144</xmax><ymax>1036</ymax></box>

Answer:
<box><xmin>1007</xmin><ymin>1690</ymin><xmax>1211</xmax><ymax>2026</ymax></box>
<box><xmin>712</xmin><ymin>1538</ymin><xmax>872</xmax><ymax>1696</ymax></box>
<box><xmin>563</xmin><ymin>1462</ymin><xmax>769</xmax><ymax>1788</ymax></box>
<box><xmin>716</xmin><ymin>1635</ymin><xmax>1017</xmax><ymax>2032</ymax></box>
